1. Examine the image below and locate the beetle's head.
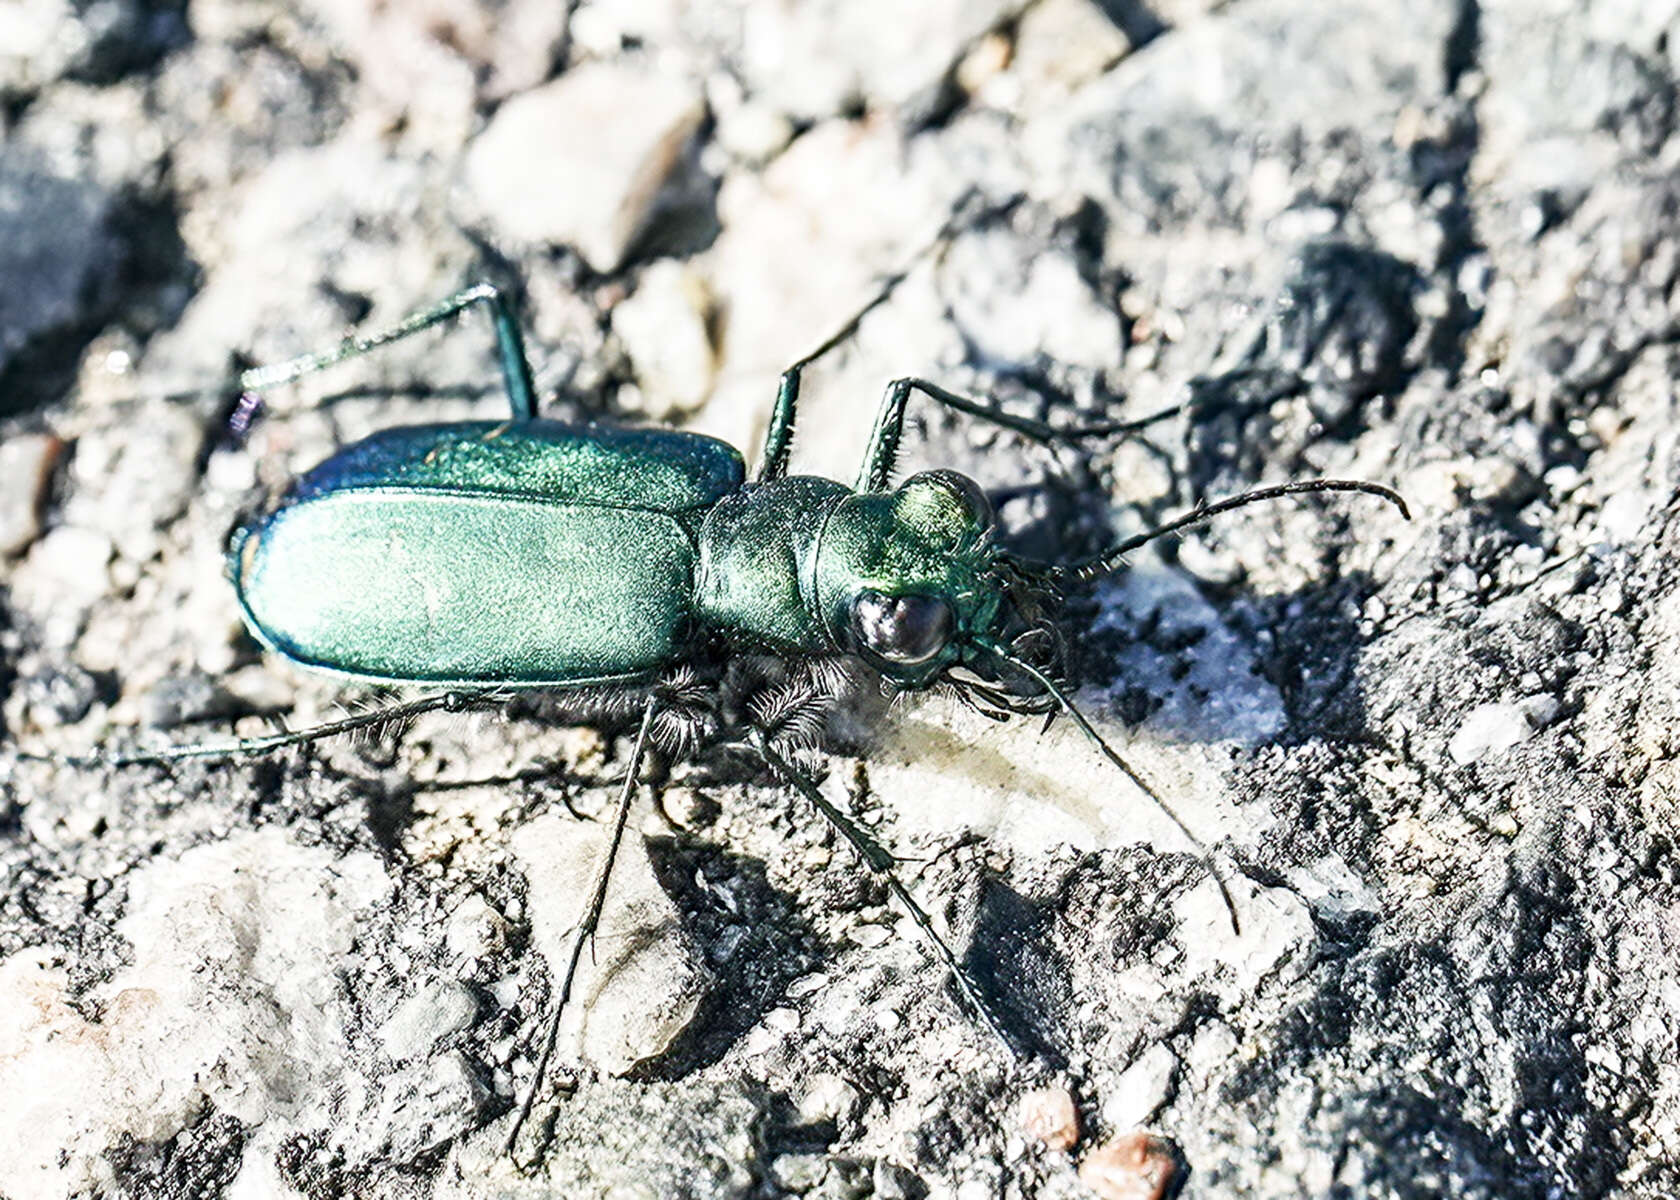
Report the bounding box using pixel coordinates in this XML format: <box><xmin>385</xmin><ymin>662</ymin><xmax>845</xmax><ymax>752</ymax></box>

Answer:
<box><xmin>814</xmin><ymin>470</ymin><xmax>1060</xmax><ymax>699</ymax></box>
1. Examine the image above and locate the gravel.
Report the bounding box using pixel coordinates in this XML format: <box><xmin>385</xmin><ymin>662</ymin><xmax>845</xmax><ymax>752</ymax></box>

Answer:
<box><xmin>3</xmin><ymin>0</ymin><xmax>1680</xmax><ymax>1197</ymax></box>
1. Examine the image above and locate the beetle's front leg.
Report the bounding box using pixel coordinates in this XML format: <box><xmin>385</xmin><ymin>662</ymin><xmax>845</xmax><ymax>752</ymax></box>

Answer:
<box><xmin>755</xmin><ymin>365</ymin><xmax>803</xmax><ymax>482</ymax></box>
<box><xmin>750</xmin><ymin>732</ymin><xmax>1029</xmax><ymax>1063</ymax></box>
<box><xmin>855</xmin><ymin>377</ymin><xmax>1188</xmax><ymax>493</ymax></box>
<box><xmin>755</xmin><ymin>271</ymin><xmax>919</xmax><ymax>482</ymax></box>
<box><xmin>757</xmin><ymin>191</ymin><xmax>1010</xmax><ymax>482</ymax></box>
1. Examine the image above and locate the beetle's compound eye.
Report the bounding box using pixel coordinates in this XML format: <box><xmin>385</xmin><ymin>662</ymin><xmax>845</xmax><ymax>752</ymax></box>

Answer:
<box><xmin>903</xmin><ymin>469</ymin><xmax>994</xmax><ymax>530</ymax></box>
<box><xmin>850</xmin><ymin>590</ymin><xmax>953</xmax><ymax>666</ymax></box>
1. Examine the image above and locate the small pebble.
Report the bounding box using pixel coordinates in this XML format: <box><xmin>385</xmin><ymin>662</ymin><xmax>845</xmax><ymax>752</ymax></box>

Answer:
<box><xmin>1078</xmin><ymin>1132</ymin><xmax>1181</xmax><ymax>1200</ymax></box>
<box><xmin>1448</xmin><ymin>701</ymin><xmax>1532</xmax><ymax>765</ymax></box>
<box><xmin>771</xmin><ymin>1153</ymin><xmax>828</xmax><ymax>1192</ymax></box>
<box><xmin>1102</xmin><ymin>1045</ymin><xmax>1178</xmax><ymax>1131</ymax></box>
<box><xmin>715</xmin><ymin>100</ymin><xmax>795</xmax><ymax>165</ymax></box>
<box><xmin>613</xmin><ymin>260</ymin><xmax>716</xmax><ymax>420</ymax></box>
<box><xmin>464</xmin><ymin>62</ymin><xmax>704</xmax><ymax>270</ymax></box>
<box><xmin>378</xmin><ymin>981</ymin><xmax>478</xmax><ymax>1061</ymax></box>
<box><xmin>444</xmin><ymin>894</ymin><xmax>507</xmax><ymax>962</ymax></box>
<box><xmin>0</xmin><ymin>433</ymin><xmax>63</xmax><ymax>556</ymax></box>
<box><xmin>798</xmin><ymin>1072</ymin><xmax>861</xmax><ymax>1127</ymax></box>
<box><xmin>659</xmin><ymin>784</ymin><xmax>719</xmax><ymax>831</ymax></box>
<box><xmin>1019</xmin><ymin>1084</ymin><xmax>1080</xmax><ymax>1152</ymax></box>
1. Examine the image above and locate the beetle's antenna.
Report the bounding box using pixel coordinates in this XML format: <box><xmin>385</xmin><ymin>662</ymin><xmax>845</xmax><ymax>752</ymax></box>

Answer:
<box><xmin>1054</xmin><ymin>480</ymin><xmax>1411</xmax><ymax>586</ymax></box>
<box><xmin>785</xmin><ymin>186</ymin><xmax>1025</xmax><ymax>373</ymax></box>
<box><xmin>976</xmin><ymin>639</ymin><xmax>1242</xmax><ymax>935</ymax></box>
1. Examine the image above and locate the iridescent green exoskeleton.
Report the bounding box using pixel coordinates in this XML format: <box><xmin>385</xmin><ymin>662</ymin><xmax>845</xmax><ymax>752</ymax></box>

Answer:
<box><xmin>37</xmin><ymin>277</ymin><xmax>1408</xmax><ymax>1158</ymax></box>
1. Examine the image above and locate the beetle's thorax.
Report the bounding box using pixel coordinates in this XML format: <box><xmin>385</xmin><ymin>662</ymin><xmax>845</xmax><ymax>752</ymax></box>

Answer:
<box><xmin>692</xmin><ymin>476</ymin><xmax>851</xmax><ymax>654</ymax></box>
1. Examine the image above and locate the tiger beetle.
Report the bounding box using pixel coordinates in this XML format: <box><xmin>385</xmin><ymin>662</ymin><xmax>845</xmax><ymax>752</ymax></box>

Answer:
<box><xmin>23</xmin><ymin>226</ymin><xmax>1409</xmax><ymax>1158</ymax></box>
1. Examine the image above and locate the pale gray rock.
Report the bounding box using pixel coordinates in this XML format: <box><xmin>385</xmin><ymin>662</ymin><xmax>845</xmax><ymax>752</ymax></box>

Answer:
<box><xmin>0</xmin><ymin>433</ymin><xmax>63</xmax><ymax>556</ymax></box>
<box><xmin>462</xmin><ymin>63</ymin><xmax>706</xmax><ymax>271</ymax></box>
<box><xmin>511</xmin><ymin>809</ymin><xmax>715</xmax><ymax>1077</ymax></box>
<box><xmin>611</xmin><ymin>258</ymin><xmax>717</xmax><ymax>419</ymax></box>
<box><xmin>736</xmin><ymin>0</ymin><xmax>1017</xmax><ymax>121</ymax></box>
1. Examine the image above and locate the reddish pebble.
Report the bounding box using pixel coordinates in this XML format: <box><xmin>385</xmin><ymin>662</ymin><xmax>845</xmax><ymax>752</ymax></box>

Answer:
<box><xmin>1078</xmin><ymin>1132</ymin><xmax>1180</xmax><ymax>1200</ymax></box>
<box><xmin>1019</xmin><ymin>1084</ymin><xmax>1080</xmax><ymax>1151</ymax></box>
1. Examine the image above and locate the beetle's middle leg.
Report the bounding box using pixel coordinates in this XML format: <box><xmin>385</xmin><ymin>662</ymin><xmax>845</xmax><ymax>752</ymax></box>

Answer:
<box><xmin>750</xmin><ymin>732</ymin><xmax>1026</xmax><ymax>1062</ymax></box>
<box><xmin>17</xmin><ymin>690</ymin><xmax>505</xmax><ymax>767</ymax></box>
<box><xmin>506</xmin><ymin>693</ymin><xmax>660</xmax><ymax>1160</ymax></box>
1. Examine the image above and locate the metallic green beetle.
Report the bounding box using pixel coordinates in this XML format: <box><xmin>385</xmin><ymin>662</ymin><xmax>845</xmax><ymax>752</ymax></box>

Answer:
<box><xmin>67</xmin><ymin>281</ymin><xmax>1408</xmax><ymax>1155</ymax></box>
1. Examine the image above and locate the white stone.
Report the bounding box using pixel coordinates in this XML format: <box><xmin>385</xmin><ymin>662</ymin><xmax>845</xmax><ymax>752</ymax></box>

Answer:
<box><xmin>865</xmin><ymin>684</ymin><xmax>1245</xmax><ymax>862</ymax></box>
<box><xmin>997</xmin><ymin>0</ymin><xmax>1132</xmax><ymax>114</ymax></box>
<box><xmin>19</xmin><ymin>524</ymin><xmax>113</xmax><ymax>605</ymax></box>
<box><xmin>511</xmin><ymin>810</ymin><xmax>712</xmax><ymax>1074</ymax></box>
<box><xmin>1174</xmin><ymin>877</ymin><xmax>1317</xmax><ymax>997</ymax></box>
<box><xmin>463</xmin><ymin>63</ymin><xmax>704</xmax><ymax>270</ymax></box>
<box><xmin>379</xmin><ymin>981</ymin><xmax>478</xmax><ymax>1060</ymax></box>
<box><xmin>1448</xmin><ymin>701</ymin><xmax>1533</xmax><ymax>765</ymax></box>
<box><xmin>739</xmin><ymin>0</ymin><xmax>1016</xmax><ymax>120</ymax></box>
<box><xmin>0</xmin><ymin>433</ymin><xmax>61</xmax><ymax>556</ymax></box>
<box><xmin>798</xmin><ymin>1072</ymin><xmax>862</xmax><ymax>1126</ymax></box>
<box><xmin>444</xmin><ymin>893</ymin><xmax>507</xmax><ymax>962</ymax></box>
<box><xmin>1102</xmin><ymin>1043</ymin><xmax>1178</xmax><ymax>1130</ymax></box>
<box><xmin>0</xmin><ymin>831</ymin><xmax>390</xmax><ymax>1200</ymax></box>
<box><xmin>943</xmin><ymin>233</ymin><xmax>1124</xmax><ymax>370</ymax></box>
<box><xmin>612</xmin><ymin>259</ymin><xmax>716</xmax><ymax>419</ymax></box>
<box><xmin>715</xmin><ymin>100</ymin><xmax>795</xmax><ymax>165</ymax></box>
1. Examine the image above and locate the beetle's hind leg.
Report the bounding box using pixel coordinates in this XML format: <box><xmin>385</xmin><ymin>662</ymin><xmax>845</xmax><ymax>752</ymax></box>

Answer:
<box><xmin>748</xmin><ymin>733</ymin><xmax>1028</xmax><ymax>1063</ymax></box>
<box><xmin>16</xmin><ymin>690</ymin><xmax>505</xmax><ymax>768</ymax></box>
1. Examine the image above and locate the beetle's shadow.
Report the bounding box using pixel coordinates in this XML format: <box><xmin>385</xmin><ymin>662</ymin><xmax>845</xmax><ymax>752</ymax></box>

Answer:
<box><xmin>635</xmin><ymin>836</ymin><xmax>825</xmax><ymax>1078</ymax></box>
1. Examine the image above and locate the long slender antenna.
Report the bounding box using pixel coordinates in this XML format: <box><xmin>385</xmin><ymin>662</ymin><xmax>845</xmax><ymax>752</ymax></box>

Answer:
<box><xmin>976</xmin><ymin>640</ymin><xmax>1241</xmax><ymax>935</ymax></box>
<box><xmin>1055</xmin><ymin>479</ymin><xmax>1411</xmax><ymax>585</ymax></box>
<box><xmin>783</xmin><ymin>186</ymin><xmax>1024</xmax><ymax>375</ymax></box>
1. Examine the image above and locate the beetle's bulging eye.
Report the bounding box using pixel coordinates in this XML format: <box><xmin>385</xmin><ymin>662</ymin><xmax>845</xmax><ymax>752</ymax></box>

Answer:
<box><xmin>850</xmin><ymin>591</ymin><xmax>953</xmax><ymax>665</ymax></box>
<box><xmin>939</xmin><ymin>472</ymin><xmax>994</xmax><ymax>529</ymax></box>
<box><xmin>903</xmin><ymin>469</ymin><xmax>994</xmax><ymax>531</ymax></box>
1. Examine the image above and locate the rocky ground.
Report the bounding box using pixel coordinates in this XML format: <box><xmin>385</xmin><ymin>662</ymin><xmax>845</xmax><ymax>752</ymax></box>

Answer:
<box><xmin>3</xmin><ymin>0</ymin><xmax>1680</xmax><ymax>1196</ymax></box>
